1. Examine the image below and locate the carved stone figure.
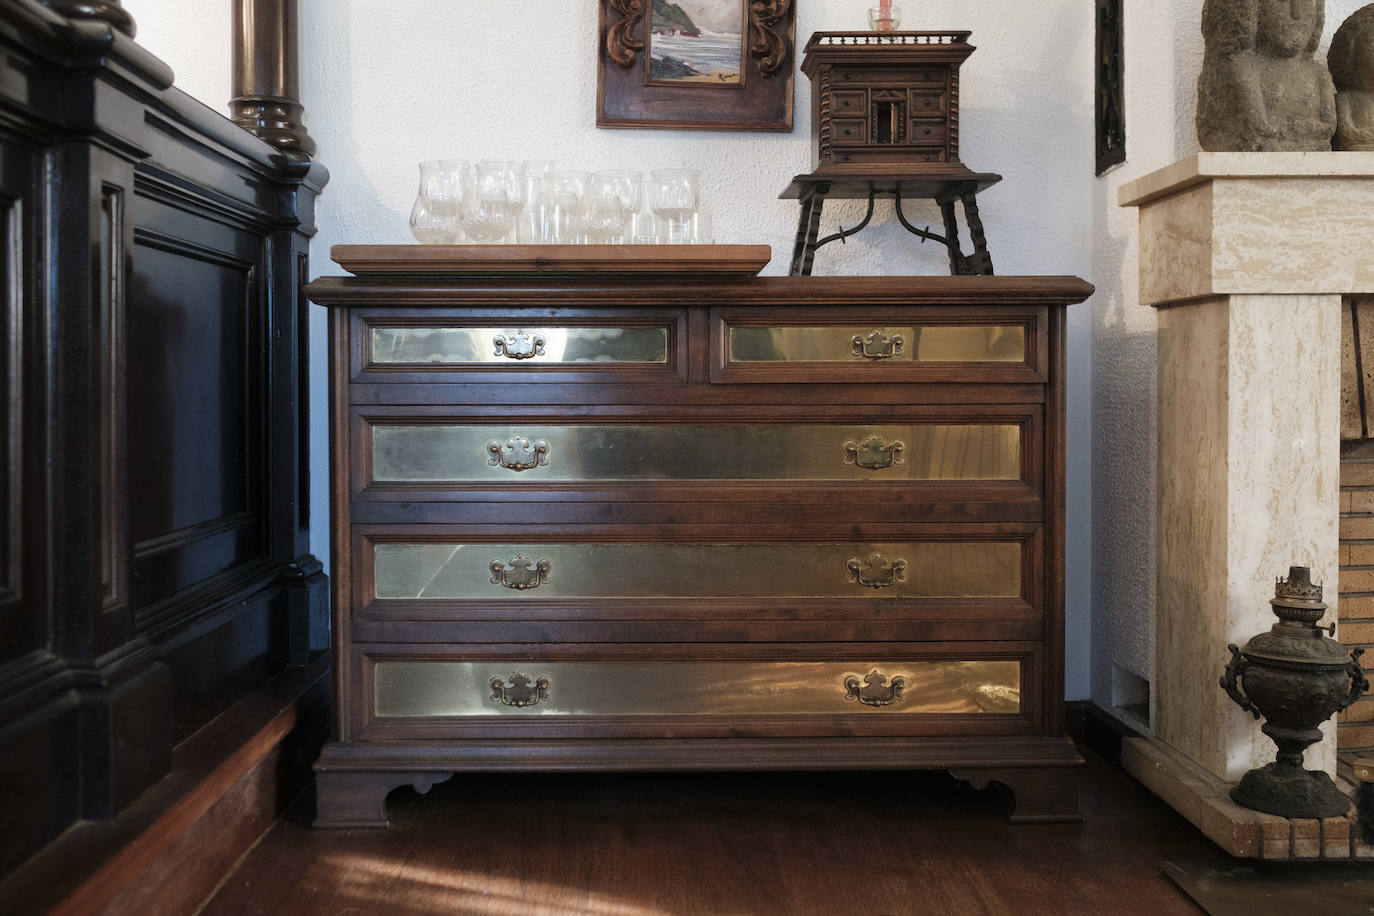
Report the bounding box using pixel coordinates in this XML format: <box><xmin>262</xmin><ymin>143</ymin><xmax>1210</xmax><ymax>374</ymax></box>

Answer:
<box><xmin>1197</xmin><ymin>0</ymin><xmax>1337</xmax><ymax>151</ymax></box>
<box><xmin>1330</xmin><ymin>5</ymin><xmax>1374</xmax><ymax>150</ymax></box>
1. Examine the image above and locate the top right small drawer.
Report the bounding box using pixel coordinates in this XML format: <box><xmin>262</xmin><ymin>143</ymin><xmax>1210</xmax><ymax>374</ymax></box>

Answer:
<box><xmin>711</xmin><ymin>307</ymin><xmax>1049</xmax><ymax>384</ymax></box>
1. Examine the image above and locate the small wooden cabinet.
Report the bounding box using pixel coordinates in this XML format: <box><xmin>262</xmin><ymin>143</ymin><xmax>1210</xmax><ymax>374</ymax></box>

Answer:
<box><xmin>307</xmin><ymin>247</ymin><xmax>1092</xmax><ymax>827</ymax></box>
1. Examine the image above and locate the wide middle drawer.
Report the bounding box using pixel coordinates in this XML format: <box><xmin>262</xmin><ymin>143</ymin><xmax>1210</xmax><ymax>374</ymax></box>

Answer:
<box><xmin>364</xmin><ymin>419</ymin><xmax>1028</xmax><ymax>484</ymax></box>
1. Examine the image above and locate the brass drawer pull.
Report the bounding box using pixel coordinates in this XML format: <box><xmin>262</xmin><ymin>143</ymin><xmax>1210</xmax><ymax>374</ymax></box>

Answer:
<box><xmin>851</xmin><ymin>329</ymin><xmax>904</xmax><ymax>360</ymax></box>
<box><xmin>846</xmin><ymin>552</ymin><xmax>907</xmax><ymax>589</ymax></box>
<box><xmin>490</xmin><ymin>554</ymin><xmax>551</xmax><ymax>590</ymax></box>
<box><xmin>490</xmin><ymin>673</ymin><xmax>551</xmax><ymax>707</ymax></box>
<box><xmin>844</xmin><ymin>670</ymin><xmax>907</xmax><ymax>708</ymax></box>
<box><xmin>493</xmin><ymin>331</ymin><xmax>546</xmax><ymax>359</ymax></box>
<box><xmin>843</xmin><ymin>435</ymin><xmax>905</xmax><ymax>470</ymax></box>
<box><xmin>487</xmin><ymin>436</ymin><xmax>550</xmax><ymax>472</ymax></box>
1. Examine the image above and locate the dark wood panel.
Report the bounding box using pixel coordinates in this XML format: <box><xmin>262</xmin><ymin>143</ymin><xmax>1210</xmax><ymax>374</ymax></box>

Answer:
<box><xmin>127</xmin><ymin>236</ymin><xmax>258</xmax><ymax>543</ymax></box>
<box><xmin>161</xmin><ymin>588</ymin><xmax>291</xmax><ymax>742</ymax></box>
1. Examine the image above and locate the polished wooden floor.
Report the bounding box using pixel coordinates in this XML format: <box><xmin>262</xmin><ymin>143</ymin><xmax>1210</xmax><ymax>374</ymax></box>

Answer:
<box><xmin>202</xmin><ymin>753</ymin><xmax>1226</xmax><ymax>916</ymax></box>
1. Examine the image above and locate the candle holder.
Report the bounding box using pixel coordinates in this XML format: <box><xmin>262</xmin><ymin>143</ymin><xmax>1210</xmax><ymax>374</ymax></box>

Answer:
<box><xmin>868</xmin><ymin>5</ymin><xmax>901</xmax><ymax>31</ymax></box>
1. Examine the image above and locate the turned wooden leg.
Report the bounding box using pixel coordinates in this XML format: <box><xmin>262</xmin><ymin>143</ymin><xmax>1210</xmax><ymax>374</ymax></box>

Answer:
<box><xmin>314</xmin><ymin>770</ymin><xmax>452</xmax><ymax>829</ymax></box>
<box><xmin>951</xmin><ymin>766</ymin><xmax>1082</xmax><ymax>824</ymax></box>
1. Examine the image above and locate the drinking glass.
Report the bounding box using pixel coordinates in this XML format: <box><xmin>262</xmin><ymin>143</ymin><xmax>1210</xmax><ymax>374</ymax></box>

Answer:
<box><xmin>545</xmin><ymin>170</ymin><xmax>593</xmax><ymax>242</ymax></box>
<box><xmin>688</xmin><ymin>212</ymin><xmax>714</xmax><ymax>244</ymax></box>
<box><xmin>517</xmin><ymin>160</ymin><xmax>555</xmax><ymax>243</ymax></box>
<box><xmin>409</xmin><ymin>159</ymin><xmax>466</xmax><ymax>243</ymax></box>
<box><xmin>628</xmin><ymin>209</ymin><xmax>661</xmax><ymax>244</ymax></box>
<box><xmin>463</xmin><ymin>165</ymin><xmax>518</xmax><ymax>243</ymax></box>
<box><xmin>475</xmin><ymin>160</ymin><xmax>526</xmax><ymax>242</ymax></box>
<box><xmin>584</xmin><ymin>170</ymin><xmax>642</xmax><ymax>244</ymax></box>
<box><xmin>650</xmin><ymin>169</ymin><xmax>700</xmax><ymax>244</ymax></box>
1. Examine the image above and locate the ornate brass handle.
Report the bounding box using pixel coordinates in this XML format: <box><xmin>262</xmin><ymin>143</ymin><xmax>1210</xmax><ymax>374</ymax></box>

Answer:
<box><xmin>494</xmin><ymin>331</ymin><xmax>546</xmax><ymax>359</ymax></box>
<box><xmin>846</xmin><ymin>552</ymin><xmax>907</xmax><ymax>589</ymax></box>
<box><xmin>1340</xmin><ymin>647</ymin><xmax>1370</xmax><ymax>713</ymax></box>
<box><xmin>490</xmin><ymin>554</ymin><xmax>551</xmax><ymax>590</ymax></box>
<box><xmin>1220</xmin><ymin>644</ymin><xmax>1259</xmax><ymax>719</ymax></box>
<box><xmin>851</xmin><ymin>328</ymin><xmax>904</xmax><ymax>360</ymax></box>
<box><xmin>843</xmin><ymin>435</ymin><xmax>905</xmax><ymax>470</ymax></box>
<box><xmin>487</xmin><ymin>436</ymin><xmax>550</xmax><ymax>472</ymax></box>
<box><xmin>490</xmin><ymin>673</ymin><xmax>551</xmax><ymax>707</ymax></box>
<box><xmin>844</xmin><ymin>670</ymin><xmax>906</xmax><ymax>708</ymax></box>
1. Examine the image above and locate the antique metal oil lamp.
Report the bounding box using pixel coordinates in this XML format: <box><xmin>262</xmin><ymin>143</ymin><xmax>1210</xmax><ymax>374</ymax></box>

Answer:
<box><xmin>1220</xmin><ymin>566</ymin><xmax>1369</xmax><ymax>818</ymax></box>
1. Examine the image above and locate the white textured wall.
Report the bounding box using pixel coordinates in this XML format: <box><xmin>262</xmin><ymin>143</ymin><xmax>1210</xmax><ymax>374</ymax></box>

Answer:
<box><xmin>1090</xmin><ymin>0</ymin><xmax>1363</xmax><ymax>725</ymax></box>
<box><xmin>124</xmin><ymin>0</ymin><xmax>1095</xmax><ymax>695</ymax></box>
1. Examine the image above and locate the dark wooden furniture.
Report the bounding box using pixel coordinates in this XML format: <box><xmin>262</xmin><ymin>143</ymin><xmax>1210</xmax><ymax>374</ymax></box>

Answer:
<box><xmin>308</xmin><ymin>246</ymin><xmax>1092</xmax><ymax>828</ymax></box>
<box><xmin>786</xmin><ymin>31</ymin><xmax>1000</xmax><ymax>276</ymax></box>
<box><xmin>0</xmin><ymin>0</ymin><xmax>326</xmax><ymax>878</ymax></box>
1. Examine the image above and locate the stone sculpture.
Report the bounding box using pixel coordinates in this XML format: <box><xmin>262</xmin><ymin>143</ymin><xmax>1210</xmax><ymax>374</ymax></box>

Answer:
<box><xmin>1197</xmin><ymin>0</ymin><xmax>1337</xmax><ymax>151</ymax></box>
<box><xmin>1330</xmin><ymin>5</ymin><xmax>1374</xmax><ymax>150</ymax></box>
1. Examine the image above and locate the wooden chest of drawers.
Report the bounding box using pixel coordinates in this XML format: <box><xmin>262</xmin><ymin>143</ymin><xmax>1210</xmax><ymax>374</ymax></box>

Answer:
<box><xmin>307</xmin><ymin>248</ymin><xmax>1093</xmax><ymax>827</ymax></box>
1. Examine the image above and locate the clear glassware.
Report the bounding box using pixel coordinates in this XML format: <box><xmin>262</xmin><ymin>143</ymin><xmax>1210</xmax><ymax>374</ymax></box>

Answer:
<box><xmin>462</xmin><ymin>165</ymin><xmax>517</xmax><ymax>243</ymax></box>
<box><xmin>517</xmin><ymin>160</ymin><xmax>556</xmax><ymax>243</ymax></box>
<box><xmin>534</xmin><ymin>188</ymin><xmax>580</xmax><ymax>243</ymax></box>
<box><xmin>546</xmin><ymin>170</ymin><xmax>593</xmax><ymax>243</ymax></box>
<box><xmin>688</xmin><ymin>212</ymin><xmax>714</xmax><ymax>244</ymax></box>
<box><xmin>867</xmin><ymin>5</ymin><xmax>901</xmax><ymax>31</ymax></box>
<box><xmin>587</xmin><ymin>170</ymin><xmax>642</xmax><ymax>244</ymax></box>
<box><xmin>475</xmin><ymin>160</ymin><xmax>526</xmax><ymax>243</ymax></box>
<box><xmin>649</xmin><ymin>168</ymin><xmax>700</xmax><ymax>244</ymax></box>
<box><xmin>628</xmin><ymin>209</ymin><xmax>661</xmax><ymax>244</ymax></box>
<box><xmin>409</xmin><ymin>159</ymin><xmax>466</xmax><ymax>243</ymax></box>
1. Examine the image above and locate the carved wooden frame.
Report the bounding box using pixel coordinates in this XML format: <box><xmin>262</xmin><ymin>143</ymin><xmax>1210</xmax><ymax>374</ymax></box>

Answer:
<box><xmin>598</xmin><ymin>0</ymin><xmax>795</xmax><ymax>131</ymax></box>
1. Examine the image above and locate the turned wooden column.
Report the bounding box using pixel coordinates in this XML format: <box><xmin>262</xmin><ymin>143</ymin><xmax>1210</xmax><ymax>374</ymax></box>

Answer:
<box><xmin>41</xmin><ymin>0</ymin><xmax>135</xmax><ymax>35</ymax></box>
<box><xmin>231</xmin><ymin>0</ymin><xmax>316</xmax><ymax>157</ymax></box>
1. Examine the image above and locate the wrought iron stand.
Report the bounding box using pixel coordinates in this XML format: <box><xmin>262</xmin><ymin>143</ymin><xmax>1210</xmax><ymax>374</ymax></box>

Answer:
<box><xmin>782</xmin><ymin>171</ymin><xmax>1002</xmax><ymax>277</ymax></box>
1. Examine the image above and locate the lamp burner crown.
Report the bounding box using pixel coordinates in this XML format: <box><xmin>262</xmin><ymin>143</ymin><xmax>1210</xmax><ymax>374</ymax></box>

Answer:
<box><xmin>1270</xmin><ymin>565</ymin><xmax>1327</xmax><ymax>628</ymax></box>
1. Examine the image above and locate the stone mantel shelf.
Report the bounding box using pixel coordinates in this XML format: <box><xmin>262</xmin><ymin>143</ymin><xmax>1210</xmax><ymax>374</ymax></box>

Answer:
<box><xmin>1119</xmin><ymin>151</ymin><xmax>1374</xmax><ymax>208</ymax></box>
<box><xmin>1121</xmin><ymin>152</ymin><xmax>1374</xmax><ymax>304</ymax></box>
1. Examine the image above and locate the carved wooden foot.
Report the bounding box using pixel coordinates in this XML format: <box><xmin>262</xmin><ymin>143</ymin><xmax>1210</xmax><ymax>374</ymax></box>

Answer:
<box><xmin>951</xmin><ymin>766</ymin><xmax>1082</xmax><ymax>824</ymax></box>
<box><xmin>314</xmin><ymin>770</ymin><xmax>452</xmax><ymax>829</ymax></box>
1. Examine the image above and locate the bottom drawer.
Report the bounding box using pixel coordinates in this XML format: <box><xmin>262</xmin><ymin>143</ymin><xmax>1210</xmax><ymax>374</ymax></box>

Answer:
<box><xmin>369</xmin><ymin>657</ymin><xmax>1022</xmax><ymax>719</ymax></box>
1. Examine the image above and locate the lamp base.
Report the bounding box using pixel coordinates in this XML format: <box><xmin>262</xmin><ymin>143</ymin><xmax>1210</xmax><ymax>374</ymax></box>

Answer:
<box><xmin>1229</xmin><ymin>760</ymin><xmax>1352</xmax><ymax>819</ymax></box>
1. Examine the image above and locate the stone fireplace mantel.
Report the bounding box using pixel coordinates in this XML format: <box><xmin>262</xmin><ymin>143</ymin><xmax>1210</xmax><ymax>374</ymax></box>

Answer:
<box><xmin>1119</xmin><ymin>151</ymin><xmax>1374</xmax><ymax>859</ymax></box>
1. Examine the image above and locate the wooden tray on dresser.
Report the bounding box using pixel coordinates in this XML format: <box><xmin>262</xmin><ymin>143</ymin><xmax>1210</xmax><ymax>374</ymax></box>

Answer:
<box><xmin>331</xmin><ymin>244</ymin><xmax>774</xmax><ymax>278</ymax></box>
<box><xmin>307</xmin><ymin>245</ymin><xmax>1093</xmax><ymax>829</ymax></box>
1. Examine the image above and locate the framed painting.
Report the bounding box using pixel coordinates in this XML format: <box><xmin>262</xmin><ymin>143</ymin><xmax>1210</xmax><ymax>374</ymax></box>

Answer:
<box><xmin>598</xmin><ymin>0</ymin><xmax>795</xmax><ymax>131</ymax></box>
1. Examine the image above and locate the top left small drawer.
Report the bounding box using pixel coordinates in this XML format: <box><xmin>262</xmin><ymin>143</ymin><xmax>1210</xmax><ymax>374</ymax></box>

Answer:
<box><xmin>349</xmin><ymin>309</ymin><xmax>688</xmax><ymax>386</ymax></box>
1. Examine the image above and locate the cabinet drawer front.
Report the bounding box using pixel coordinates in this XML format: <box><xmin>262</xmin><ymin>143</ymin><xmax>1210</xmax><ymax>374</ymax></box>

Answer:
<box><xmin>728</xmin><ymin>324</ymin><xmax>1024</xmax><ymax>363</ymax></box>
<box><xmin>910</xmin><ymin>89</ymin><xmax>948</xmax><ymax>115</ymax></box>
<box><xmin>371</xmin><ymin>658</ymin><xmax>1022</xmax><ymax>718</ymax></box>
<box><xmin>368</xmin><ymin>540</ymin><xmax>1022</xmax><ymax>601</ymax></box>
<box><xmin>831</xmin><ymin>90</ymin><xmax>867</xmax><ymax>114</ymax></box>
<box><xmin>908</xmin><ymin>120</ymin><xmax>948</xmax><ymax>144</ymax></box>
<box><xmin>832</xmin><ymin>118</ymin><xmax>868</xmax><ymax>145</ymax></box>
<box><xmin>370</xmin><ymin>324</ymin><xmax>670</xmax><ymax>365</ymax></box>
<box><xmin>368</xmin><ymin>422</ymin><xmax>1022</xmax><ymax>483</ymax></box>
<box><xmin>713</xmin><ymin>308</ymin><xmax>1047</xmax><ymax>383</ymax></box>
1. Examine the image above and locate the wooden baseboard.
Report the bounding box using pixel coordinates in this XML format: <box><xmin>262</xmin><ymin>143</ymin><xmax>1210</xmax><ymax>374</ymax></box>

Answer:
<box><xmin>0</xmin><ymin>654</ymin><xmax>330</xmax><ymax>916</ymax></box>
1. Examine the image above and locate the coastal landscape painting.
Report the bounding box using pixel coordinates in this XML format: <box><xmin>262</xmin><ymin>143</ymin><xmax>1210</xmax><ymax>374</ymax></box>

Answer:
<box><xmin>649</xmin><ymin>0</ymin><xmax>746</xmax><ymax>85</ymax></box>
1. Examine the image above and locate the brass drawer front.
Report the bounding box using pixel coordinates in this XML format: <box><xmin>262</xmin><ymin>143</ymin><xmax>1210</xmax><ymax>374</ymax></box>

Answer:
<box><xmin>373</xmin><ymin>659</ymin><xmax>1021</xmax><ymax>717</ymax></box>
<box><xmin>727</xmin><ymin>324</ymin><xmax>1025</xmax><ymax>364</ymax></box>
<box><xmin>371</xmin><ymin>541</ymin><xmax>1022</xmax><ymax>600</ymax></box>
<box><xmin>369</xmin><ymin>325</ymin><xmax>670</xmax><ymax>365</ymax></box>
<box><xmin>370</xmin><ymin>423</ymin><xmax>1021</xmax><ymax>483</ymax></box>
